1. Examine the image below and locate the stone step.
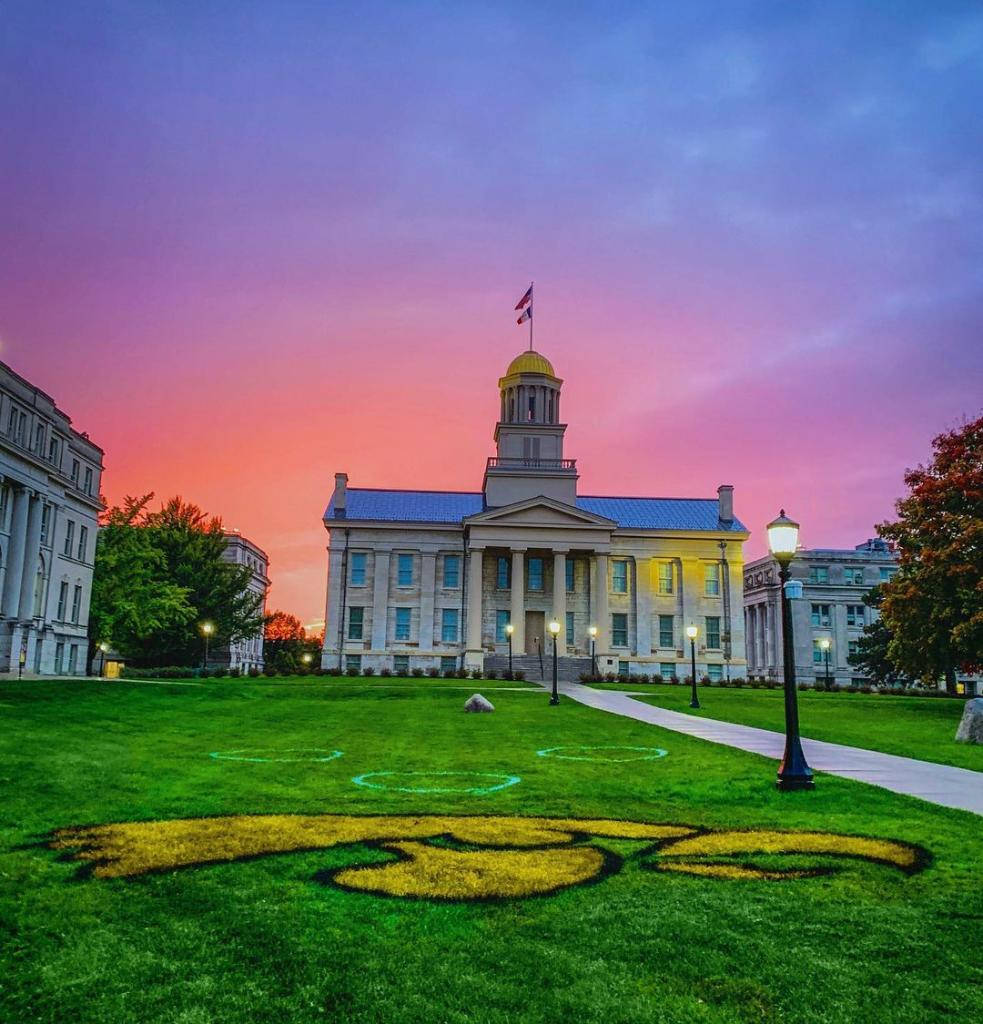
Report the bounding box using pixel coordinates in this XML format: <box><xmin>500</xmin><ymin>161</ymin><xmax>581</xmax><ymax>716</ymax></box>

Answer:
<box><xmin>484</xmin><ymin>653</ymin><xmax>591</xmax><ymax>683</ymax></box>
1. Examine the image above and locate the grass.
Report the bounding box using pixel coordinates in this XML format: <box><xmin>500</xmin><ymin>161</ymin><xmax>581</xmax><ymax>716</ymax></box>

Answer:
<box><xmin>587</xmin><ymin>683</ymin><xmax>981</xmax><ymax>772</ymax></box>
<box><xmin>1</xmin><ymin>675</ymin><xmax>981</xmax><ymax>1024</ymax></box>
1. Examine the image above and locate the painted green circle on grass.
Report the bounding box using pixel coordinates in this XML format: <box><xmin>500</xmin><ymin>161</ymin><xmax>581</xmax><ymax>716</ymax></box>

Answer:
<box><xmin>209</xmin><ymin>748</ymin><xmax>344</xmax><ymax>763</ymax></box>
<box><xmin>351</xmin><ymin>771</ymin><xmax>521</xmax><ymax>795</ymax></box>
<box><xmin>536</xmin><ymin>745</ymin><xmax>668</xmax><ymax>763</ymax></box>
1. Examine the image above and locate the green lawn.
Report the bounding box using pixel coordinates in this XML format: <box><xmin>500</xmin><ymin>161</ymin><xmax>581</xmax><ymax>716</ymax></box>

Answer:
<box><xmin>1</xmin><ymin>676</ymin><xmax>981</xmax><ymax>1024</ymax></box>
<box><xmin>592</xmin><ymin>684</ymin><xmax>982</xmax><ymax>772</ymax></box>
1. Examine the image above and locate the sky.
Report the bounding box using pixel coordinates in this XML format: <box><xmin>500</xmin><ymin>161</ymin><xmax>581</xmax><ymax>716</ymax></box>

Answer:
<box><xmin>2</xmin><ymin>1</ymin><xmax>981</xmax><ymax>627</ymax></box>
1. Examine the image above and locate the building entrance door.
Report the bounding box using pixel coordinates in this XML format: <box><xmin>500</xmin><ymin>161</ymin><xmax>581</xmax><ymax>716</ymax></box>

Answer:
<box><xmin>525</xmin><ymin>611</ymin><xmax>545</xmax><ymax>658</ymax></box>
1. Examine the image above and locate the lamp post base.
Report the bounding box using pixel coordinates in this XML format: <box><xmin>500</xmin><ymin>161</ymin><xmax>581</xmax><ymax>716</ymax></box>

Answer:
<box><xmin>776</xmin><ymin>774</ymin><xmax>815</xmax><ymax>791</ymax></box>
<box><xmin>549</xmin><ymin>694</ymin><xmax>560</xmax><ymax>706</ymax></box>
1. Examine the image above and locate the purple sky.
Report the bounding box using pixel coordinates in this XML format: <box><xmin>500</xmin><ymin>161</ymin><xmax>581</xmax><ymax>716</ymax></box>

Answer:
<box><xmin>2</xmin><ymin>1</ymin><xmax>981</xmax><ymax>624</ymax></box>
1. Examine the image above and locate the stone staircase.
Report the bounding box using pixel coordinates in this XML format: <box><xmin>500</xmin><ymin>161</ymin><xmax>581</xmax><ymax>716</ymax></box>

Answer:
<box><xmin>484</xmin><ymin>653</ymin><xmax>591</xmax><ymax>684</ymax></box>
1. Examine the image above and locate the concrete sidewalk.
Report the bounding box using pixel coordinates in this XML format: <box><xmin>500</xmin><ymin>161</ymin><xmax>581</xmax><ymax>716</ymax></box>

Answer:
<box><xmin>557</xmin><ymin>681</ymin><xmax>983</xmax><ymax>816</ymax></box>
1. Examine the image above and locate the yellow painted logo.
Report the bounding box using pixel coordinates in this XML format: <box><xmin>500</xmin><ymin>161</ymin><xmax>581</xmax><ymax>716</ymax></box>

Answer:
<box><xmin>50</xmin><ymin>815</ymin><xmax>927</xmax><ymax>900</ymax></box>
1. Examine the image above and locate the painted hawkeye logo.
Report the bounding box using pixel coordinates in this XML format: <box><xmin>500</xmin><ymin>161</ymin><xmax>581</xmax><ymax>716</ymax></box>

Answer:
<box><xmin>49</xmin><ymin>814</ymin><xmax>928</xmax><ymax>901</ymax></box>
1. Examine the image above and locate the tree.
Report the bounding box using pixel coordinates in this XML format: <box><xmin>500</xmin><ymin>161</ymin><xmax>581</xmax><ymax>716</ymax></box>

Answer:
<box><xmin>847</xmin><ymin>586</ymin><xmax>903</xmax><ymax>686</ymax></box>
<box><xmin>263</xmin><ymin>611</ymin><xmax>321</xmax><ymax>672</ymax></box>
<box><xmin>90</xmin><ymin>494</ymin><xmax>265</xmax><ymax>667</ymax></box>
<box><xmin>88</xmin><ymin>495</ymin><xmax>195</xmax><ymax>669</ymax></box>
<box><xmin>877</xmin><ymin>414</ymin><xmax>983</xmax><ymax>692</ymax></box>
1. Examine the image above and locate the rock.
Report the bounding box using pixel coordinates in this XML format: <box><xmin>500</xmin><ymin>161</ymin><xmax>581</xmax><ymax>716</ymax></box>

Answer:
<box><xmin>464</xmin><ymin>693</ymin><xmax>494</xmax><ymax>713</ymax></box>
<box><xmin>955</xmin><ymin>698</ymin><xmax>983</xmax><ymax>744</ymax></box>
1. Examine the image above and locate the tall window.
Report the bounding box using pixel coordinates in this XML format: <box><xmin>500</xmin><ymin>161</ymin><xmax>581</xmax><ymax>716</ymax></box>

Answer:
<box><xmin>443</xmin><ymin>554</ymin><xmax>460</xmax><ymax>588</ymax></box>
<box><xmin>528</xmin><ymin>557</ymin><xmax>544</xmax><ymax>591</ymax></box>
<box><xmin>350</xmin><ymin>552</ymin><xmax>366</xmax><ymax>585</ymax></box>
<box><xmin>809</xmin><ymin>566</ymin><xmax>830</xmax><ymax>584</ymax></box>
<box><xmin>495</xmin><ymin>610</ymin><xmax>511</xmax><ymax>643</ymax></box>
<box><xmin>348</xmin><ymin>607</ymin><xmax>364</xmax><ymax>640</ymax></box>
<box><xmin>810</xmin><ymin>604</ymin><xmax>831</xmax><ymax>627</ymax></box>
<box><xmin>54</xmin><ymin>642</ymin><xmax>64</xmax><ymax>674</ymax></box>
<box><xmin>57</xmin><ymin>582</ymin><xmax>68</xmax><ymax>620</ymax></box>
<box><xmin>394</xmin><ymin>607</ymin><xmax>411</xmax><ymax>641</ymax></box>
<box><xmin>658</xmin><ymin>615</ymin><xmax>674</xmax><ymax>648</ymax></box>
<box><xmin>612</xmin><ymin>560</ymin><xmax>628</xmax><ymax>593</ymax></box>
<box><xmin>846</xmin><ymin>605</ymin><xmax>865</xmax><ymax>627</ymax></box>
<box><xmin>565</xmin><ymin>559</ymin><xmax>575</xmax><ymax>592</ymax></box>
<box><xmin>71</xmin><ymin>585</ymin><xmax>82</xmax><ymax>624</ymax></box>
<box><xmin>848</xmin><ymin>640</ymin><xmax>859</xmax><ymax>659</ymax></box>
<box><xmin>705</xmin><ymin>616</ymin><xmax>721</xmax><ymax>649</ymax></box>
<box><xmin>34</xmin><ymin>423</ymin><xmax>45</xmax><ymax>453</ymax></box>
<box><xmin>813</xmin><ymin>639</ymin><xmax>828</xmax><ymax>664</ymax></box>
<box><xmin>611</xmin><ymin>613</ymin><xmax>628</xmax><ymax>647</ymax></box>
<box><xmin>397</xmin><ymin>554</ymin><xmax>413</xmax><ymax>587</ymax></box>
<box><xmin>0</xmin><ymin>486</ymin><xmax>7</xmax><ymax>527</ymax></box>
<box><xmin>441</xmin><ymin>608</ymin><xmax>459</xmax><ymax>643</ymax></box>
<box><xmin>40</xmin><ymin>504</ymin><xmax>51</xmax><ymax>545</ymax></box>
<box><xmin>704</xmin><ymin>563</ymin><xmax>720</xmax><ymax>597</ymax></box>
<box><xmin>71</xmin><ymin>459</ymin><xmax>80</xmax><ymax>485</ymax></box>
<box><xmin>843</xmin><ymin>567</ymin><xmax>864</xmax><ymax>585</ymax></box>
<box><xmin>63</xmin><ymin>520</ymin><xmax>75</xmax><ymax>557</ymax></box>
<box><xmin>48</xmin><ymin>436</ymin><xmax>59</xmax><ymax>464</ymax></box>
<box><xmin>77</xmin><ymin>525</ymin><xmax>88</xmax><ymax>562</ymax></box>
<box><xmin>83</xmin><ymin>467</ymin><xmax>93</xmax><ymax>494</ymax></box>
<box><xmin>496</xmin><ymin>557</ymin><xmax>510</xmax><ymax>590</ymax></box>
<box><xmin>658</xmin><ymin>562</ymin><xmax>673</xmax><ymax>594</ymax></box>
<box><xmin>565</xmin><ymin>611</ymin><xmax>574</xmax><ymax>645</ymax></box>
<box><xmin>68</xmin><ymin>644</ymin><xmax>78</xmax><ymax>673</ymax></box>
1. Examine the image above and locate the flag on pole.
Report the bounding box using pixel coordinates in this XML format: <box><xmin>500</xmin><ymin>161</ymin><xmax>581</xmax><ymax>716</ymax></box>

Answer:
<box><xmin>517</xmin><ymin>306</ymin><xmax>532</xmax><ymax>325</ymax></box>
<box><xmin>514</xmin><ymin>284</ymin><xmax>533</xmax><ymax>311</ymax></box>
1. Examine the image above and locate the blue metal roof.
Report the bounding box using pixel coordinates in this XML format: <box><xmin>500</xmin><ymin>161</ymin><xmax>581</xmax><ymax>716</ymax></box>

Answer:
<box><xmin>327</xmin><ymin>489</ymin><xmax>746</xmax><ymax>532</ymax></box>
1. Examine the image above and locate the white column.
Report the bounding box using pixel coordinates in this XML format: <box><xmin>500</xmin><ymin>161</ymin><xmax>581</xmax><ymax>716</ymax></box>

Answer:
<box><xmin>593</xmin><ymin>553</ymin><xmax>609</xmax><ymax>653</ymax></box>
<box><xmin>510</xmin><ymin>549</ymin><xmax>526</xmax><ymax>654</ymax></box>
<box><xmin>466</xmin><ymin>548</ymin><xmax>483</xmax><ymax>651</ymax></box>
<box><xmin>18</xmin><ymin>493</ymin><xmax>43</xmax><ymax>620</ymax></box>
<box><xmin>418</xmin><ymin>551</ymin><xmax>436</xmax><ymax>650</ymax></box>
<box><xmin>552</xmin><ymin>550</ymin><xmax>567</xmax><ymax>649</ymax></box>
<box><xmin>323</xmin><ymin>544</ymin><xmax>344</xmax><ymax>660</ymax></box>
<box><xmin>635</xmin><ymin>556</ymin><xmax>652</xmax><ymax>656</ymax></box>
<box><xmin>1</xmin><ymin>487</ymin><xmax>29</xmax><ymax>618</ymax></box>
<box><xmin>370</xmin><ymin>550</ymin><xmax>390</xmax><ymax>649</ymax></box>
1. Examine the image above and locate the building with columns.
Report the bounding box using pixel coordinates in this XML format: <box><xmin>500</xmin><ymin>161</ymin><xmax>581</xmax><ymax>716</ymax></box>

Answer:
<box><xmin>0</xmin><ymin>361</ymin><xmax>103</xmax><ymax>675</ymax></box>
<box><xmin>321</xmin><ymin>349</ymin><xmax>748</xmax><ymax>678</ymax></box>
<box><xmin>212</xmin><ymin>530</ymin><xmax>269</xmax><ymax>674</ymax></box>
<box><xmin>743</xmin><ymin>538</ymin><xmax>898</xmax><ymax>685</ymax></box>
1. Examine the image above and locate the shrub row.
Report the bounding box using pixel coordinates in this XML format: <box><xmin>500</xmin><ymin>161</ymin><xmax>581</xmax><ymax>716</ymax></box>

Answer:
<box><xmin>577</xmin><ymin>672</ymin><xmax>964</xmax><ymax>696</ymax></box>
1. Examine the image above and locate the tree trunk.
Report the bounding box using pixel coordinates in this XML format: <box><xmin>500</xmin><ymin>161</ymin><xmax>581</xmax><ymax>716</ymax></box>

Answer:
<box><xmin>944</xmin><ymin>657</ymin><xmax>957</xmax><ymax>695</ymax></box>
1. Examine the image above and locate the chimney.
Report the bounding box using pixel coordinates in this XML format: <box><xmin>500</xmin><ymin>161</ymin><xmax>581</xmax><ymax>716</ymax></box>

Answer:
<box><xmin>332</xmin><ymin>472</ymin><xmax>348</xmax><ymax>518</ymax></box>
<box><xmin>717</xmin><ymin>484</ymin><xmax>734</xmax><ymax>524</ymax></box>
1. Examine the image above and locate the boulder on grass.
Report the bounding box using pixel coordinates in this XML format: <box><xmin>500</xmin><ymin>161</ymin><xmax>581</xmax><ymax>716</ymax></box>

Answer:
<box><xmin>464</xmin><ymin>693</ymin><xmax>494</xmax><ymax>713</ymax></box>
<box><xmin>955</xmin><ymin>698</ymin><xmax>983</xmax><ymax>744</ymax></box>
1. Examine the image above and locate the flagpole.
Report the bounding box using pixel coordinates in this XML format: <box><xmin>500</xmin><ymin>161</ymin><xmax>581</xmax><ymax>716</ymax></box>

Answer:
<box><xmin>529</xmin><ymin>281</ymin><xmax>534</xmax><ymax>351</ymax></box>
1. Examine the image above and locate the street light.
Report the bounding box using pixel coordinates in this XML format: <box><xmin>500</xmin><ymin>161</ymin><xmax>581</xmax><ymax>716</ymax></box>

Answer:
<box><xmin>819</xmin><ymin>637</ymin><xmax>831</xmax><ymax>691</ymax></box>
<box><xmin>98</xmin><ymin>641</ymin><xmax>109</xmax><ymax>678</ymax></box>
<box><xmin>685</xmin><ymin>624</ymin><xmax>700</xmax><ymax>708</ymax></box>
<box><xmin>200</xmin><ymin>621</ymin><xmax>215</xmax><ymax>670</ymax></box>
<box><xmin>301</xmin><ymin>652</ymin><xmax>313</xmax><ymax>670</ymax></box>
<box><xmin>548</xmin><ymin>619</ymin><xmax>561</xmax><ymax>705</ymax></box>
<box><xmin>588</xmin><ymin>625</ymin><xmax>598</xmax><ymax>677</ymax></box>
<box><xmin>767</xmin><ymin>509</ymin><xmax>814</xmax><ymax>791</ymax></box>
<box><xmin>505</xmin><ymin>622</ymin><xmax>514</xmax><ymax>676</ymax></box>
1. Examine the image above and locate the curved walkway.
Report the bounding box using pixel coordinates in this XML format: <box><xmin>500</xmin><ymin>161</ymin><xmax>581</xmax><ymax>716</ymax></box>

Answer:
<box><xmin>556</xmin><ymin>681</ymin><xmax>983</xmax><ymax>816</ymax></box>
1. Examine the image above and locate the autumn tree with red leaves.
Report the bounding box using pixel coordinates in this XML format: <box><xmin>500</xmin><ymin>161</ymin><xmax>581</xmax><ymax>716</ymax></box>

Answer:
<box><xmin>877</xmin><ymin>414</ymin><xmax>983</xmax><ymax>692</ymax></box>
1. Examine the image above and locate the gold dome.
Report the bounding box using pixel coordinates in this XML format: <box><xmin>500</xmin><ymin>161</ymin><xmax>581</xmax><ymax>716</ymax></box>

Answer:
<box><xmin>505</xmin><ymin>350</ymin><xmax>555</xmax><ymax>377</ymax></box>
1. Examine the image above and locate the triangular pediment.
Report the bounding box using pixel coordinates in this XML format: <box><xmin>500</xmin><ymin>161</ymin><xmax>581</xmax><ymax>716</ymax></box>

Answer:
<box><xmin>464</xmin><ymin>495</ymin><xmax>616</xmax><ymax>529</ymax></box>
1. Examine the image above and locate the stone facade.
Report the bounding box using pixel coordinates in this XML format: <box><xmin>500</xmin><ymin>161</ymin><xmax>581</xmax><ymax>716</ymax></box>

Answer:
<box><xmin>743</xmin><ymin>538</ymin><xmax>897</xmax><ymax>685</ymax></box>
<box><xmin>213</xmin><ymin>531</ymin><xmax>269</xmax><ymax>673</ymax></box>
<box><xmin>0</xmin><ymin>361</ymin><xmax>103</xmax><ymax>675</ymax></box>
<box><xmin>321</xmin><ymin>349</ymin><xmax>748</xmax><ymax>679</ymax></box>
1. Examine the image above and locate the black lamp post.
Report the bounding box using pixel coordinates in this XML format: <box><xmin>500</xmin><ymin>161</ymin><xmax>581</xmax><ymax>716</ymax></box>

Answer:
<box><xmin>686</xmin><ymin>624</ymin><xmax>700</xmax><ymax>708</ymax></box>
<box><xmin>820</xmin><ymin>637</ymin><xmax>831</xmax><ymax>691</ymax></box>
<box><xmin>505</xmin><ymin>622</ymin><xmax>514</xmax><ymax>676</ymax></box>
<box><xmin>200</xmin><ymin>621</ymin><xmax>215</xmax><ymax>670</ymax></box>
<box><xmin>767</xmin><ymin>510</ymin><xmax>814</xmax><ymax>791</ymax></box>
<box><xmin>588</xmin><ymin>625</ymin><xmax>597</xmax><ymax>677</ymax></box>
<box><xmin>548</xmin><ymin>619</ymin><xmax>560</xmax><ymax>705</ymax></box>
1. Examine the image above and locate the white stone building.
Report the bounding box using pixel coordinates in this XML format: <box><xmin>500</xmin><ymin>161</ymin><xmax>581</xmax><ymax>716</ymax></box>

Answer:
<box><xmin>743</xmin><ymin>538</ymin><xmax>897</xmax><ymax>685</ymax></box>
<box><xmin>321</xmin><ymin>349</ymin><xmax>748</xmax><ymax>679</ymax></box>
<box><xmin>0</xmin><ymin>361</ymin><xmax>103</xmax><ymax>675</ymax></box>
<box><xmin>214</xmin><ymin>531</ymin><xmax>269</xmax><ymax>673</ymax></box>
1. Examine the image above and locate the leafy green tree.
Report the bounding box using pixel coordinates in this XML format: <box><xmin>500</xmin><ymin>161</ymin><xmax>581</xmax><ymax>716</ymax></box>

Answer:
<box><xmin>88</xmin><ymin>495</ymin><xmax>195</xmax><ymax>668</ymax></box>
<box><xmin>847</xmin><ymin>587</ymin><xmax>903</xmax><ymax>686</ymax></box>
<box><xmin>91</xmin><ymin>494</ymin><xmax>265</xmax><ymax>668</ymax></box>
<box><xmin>264</xmin><ymin>611</ymin><xmax>322</xmax><ymax>672</ymax></box>
<box><xmin>878</xmin><ymin>414</ymin><xmax>983</xmax><ymax>692</ymax></box>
